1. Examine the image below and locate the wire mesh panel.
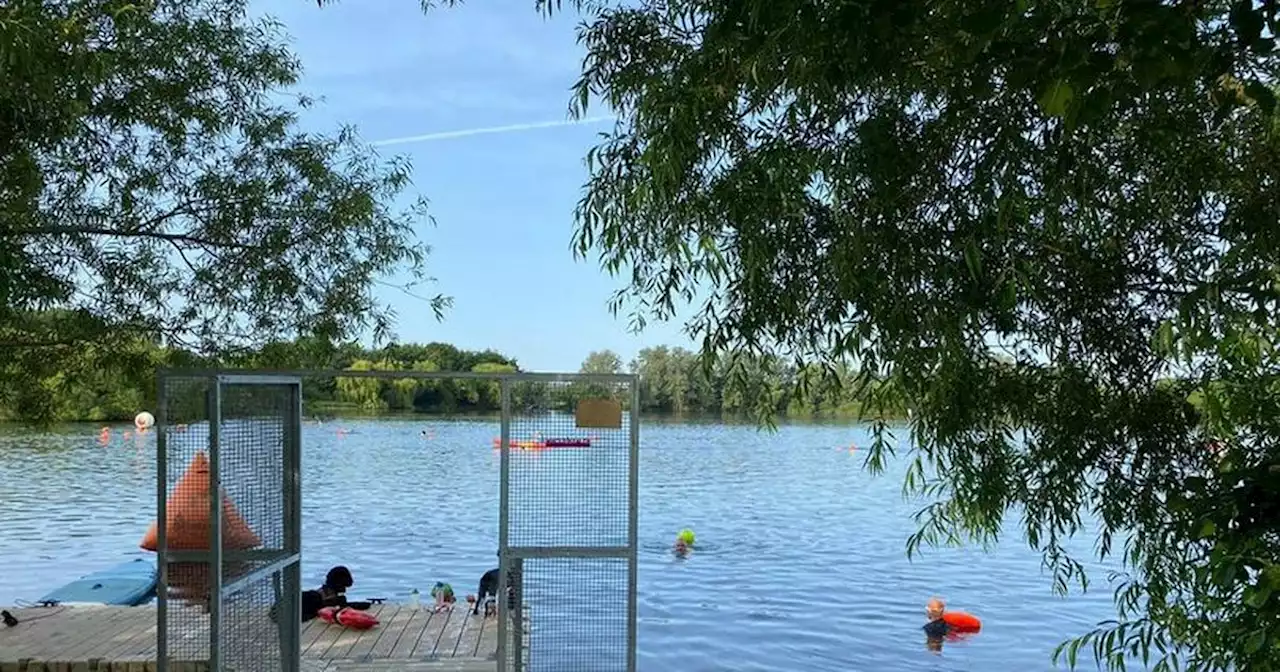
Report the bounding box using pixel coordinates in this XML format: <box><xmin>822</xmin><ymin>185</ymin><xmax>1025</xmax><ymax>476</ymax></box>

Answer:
<box><xmin>220</xmin><ymin>574</ymin><xmax>289</xmax><ymax>669</ymax></box>
<box><xmin>157</xmin><ymin>373</ymin><xmax>302</xmax><ymax>672</ymax></box>
<box><xmin>499</xmin><ymin>375</ymin><xmax>638</xmax><ymax>672</ymax></box>
<box><xmin>520</xmin><ymin>557</ymin><xmax>629</xmax><ymax>671</ymax></box>
<box><xmin>156</xmin><ymin>374</ymin><xmax>216</xmax><ymax>667</ymax></box>
<box><xmin>217</xmin><ymin>381</ymin><xmax>301</xmax><ymax>672</ymax></box>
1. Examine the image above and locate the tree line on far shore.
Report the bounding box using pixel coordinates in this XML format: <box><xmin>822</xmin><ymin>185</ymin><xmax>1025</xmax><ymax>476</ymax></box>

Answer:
<box><xmin>0</xmin><ymin>336</ymin><xmax>904</xmax><ymax>423</ymax></box>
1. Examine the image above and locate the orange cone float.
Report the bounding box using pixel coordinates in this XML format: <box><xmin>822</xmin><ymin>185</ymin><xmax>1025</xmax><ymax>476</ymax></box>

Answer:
<box><xmin>140</xmin><ymin>452</ymin><xmax>261</xmax><ymax>605</ymax></box>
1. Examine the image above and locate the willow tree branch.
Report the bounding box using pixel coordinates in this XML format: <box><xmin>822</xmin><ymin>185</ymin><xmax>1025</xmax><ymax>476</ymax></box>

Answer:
<box><xmin>6</xmin><ymin>226</ymin><xmax>255</xmax><ymax>249</ymax></box>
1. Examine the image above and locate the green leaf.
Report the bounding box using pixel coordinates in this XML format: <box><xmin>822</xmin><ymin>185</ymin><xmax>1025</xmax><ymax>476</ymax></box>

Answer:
<box><xmin>1196</xmin><ymin>520</ymin><xmax>1217</xmax><ymax>539</ymax></box>
<box><xmin>1153</xmin><ymin>321</ymin><xmax>1176</xmax><ymax>357</ymax></box>
<box><xmin>1244</xmin><ymin>584</ymin><xmax>1271</xmax><ymax>609</ymax></box>
<box><xmin>1263</xmin><ymin>565</ymin><xmax>1280</xmax><ymax>590</ymax></box>
<box><xmin>1039</xmin><ymin>80</ymin><xmax>1074</xmax><ymax>117</ymax></box>
<box><xmin>1244</xmin><ymin>81</ymin><xmax>1278</xmax><ymax>117</ymax></box>
<box><xmin>1243</xmin><ymin>630</ymin><xmax>1266</xmax><ymax>654</ymax></box>
<box><xmin>1000</xmin><ymin>279</ymin><xmax>1018</xmax><ymax>310</ymax></box>
<box><xmin>963</xmin><ymin>238</ymin><xmax>983</xmax><ymax>281</ymax></box>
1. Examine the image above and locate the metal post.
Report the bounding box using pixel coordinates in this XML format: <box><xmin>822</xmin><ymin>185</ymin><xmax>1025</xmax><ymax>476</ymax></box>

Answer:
<box><xmin>497</xmin><ymin>378</ymin><xmax>512</xmax><ymax>672</ymax></box>
<box><xmin>512</xmin><ymin>556</ymin><xmax>524</xmax><ymax>672</ymax></box>
<box><xmin>282</xmin><ymin>382</ymin><xmax>303</xmax><ymax>671</ymax></box>
<box><xmin>207</xmin><ymin>383</ymin><xmax>224</xmax><ymax>671</ymax></box>
<box><xmin>271</xmin><ymin>572</ymin><xmax>285</xmax><ymax>670</ymax></box>
<box><xmin>156</xmin><ymin>376</ymin><xmax>170</xmax><ymax>672</ymax></box>
<box><xmin>627</xmin><ymin>379</ymin><xmax>640</xmax><ymax>672</ymax></box>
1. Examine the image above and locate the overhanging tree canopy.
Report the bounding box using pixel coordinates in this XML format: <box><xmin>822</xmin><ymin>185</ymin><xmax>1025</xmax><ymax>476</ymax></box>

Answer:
<box><xmin>530</xmin><ymin>0</ymin><xmax>1280</xmax><ymax>669</ymax></box>
<box><xmin>0</xmin><ymin>0</ymin><xmax>444</xmax><ymax>422</ymax></box>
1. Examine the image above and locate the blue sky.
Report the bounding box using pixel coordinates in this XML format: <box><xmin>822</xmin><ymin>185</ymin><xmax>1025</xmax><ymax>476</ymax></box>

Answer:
<box><xmin>262</xmin><ymin>0</ymin><xmax>697</xmax><ymax>372</ymax></box>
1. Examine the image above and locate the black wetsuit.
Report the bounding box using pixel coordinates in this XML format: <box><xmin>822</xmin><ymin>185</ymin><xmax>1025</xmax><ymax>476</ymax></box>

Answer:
<box><xmin>301</xmin><ymin>585</ymin><xmax>348</xmax><ymax>621</ymax></box>
<box><xmin>923</xmin><ymin>619</ymin><xmax>951</xmax><ymax>639</ymax></box>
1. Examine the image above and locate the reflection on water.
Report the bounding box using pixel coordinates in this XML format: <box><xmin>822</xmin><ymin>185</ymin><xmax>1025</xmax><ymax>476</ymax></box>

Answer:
<box><xmin>0</xmin><ymin>420</ymin><xmax>1122</xmax><ymax>670</ymax></box>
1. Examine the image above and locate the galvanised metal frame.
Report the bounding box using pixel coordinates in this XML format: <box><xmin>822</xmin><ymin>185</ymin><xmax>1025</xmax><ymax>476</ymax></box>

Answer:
<box><xmin>155</xmin><ymin>368</ymin><xmax>639</xmax><ymax>672</ymax></box>
<box><xmin>156</xmin><ymin>372</ymin><xmax>304</xmax><ymax>672</ymax></box>
<box><xmin>496</xmin><ymin>374</ymin><xmax>640</xmax><ymax>672</ymax></box>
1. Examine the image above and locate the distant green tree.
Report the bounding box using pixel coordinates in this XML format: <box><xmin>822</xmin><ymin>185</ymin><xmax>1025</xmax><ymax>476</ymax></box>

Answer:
<box><xmin>540</xmin><ymin>0</ymin><xmax>1280</xmax><ymax>669</ymax></box>
<box><xmin>630</xmin><ymin>346</ymin><xmax>671</xmax><ymax>411</ymax></box>
<box><xmin>465</xmin><ymin>361</ymin><xmax>516</xmax><ymax>409</ymax></box>
<box><xmin>0</xmin><ymin>329</ymin><xmax>912</xmax><ymax>421</ymax></box>
<box><xmin>562</xmin><ymin>349</ymin><xmax>621</xmax><ymax>406</ymax></box>
<box><xmin>580</xmin><ymin>350</ymin><xmax>623</xmax><ymax>375</ymax></box>
<box><xmin>0</xmin><ymin>0</ymin><xmax>444</xmax><ymax>424</ymax></box>
<box><xmin>334</xmin><ymin>359</ymin><xmax>388</xmax><ymax>411</ymax></box>
<box><xmin>327</xmin><ymin>344</ymin><xmax>522</xmax><ymax>414</ymax></box>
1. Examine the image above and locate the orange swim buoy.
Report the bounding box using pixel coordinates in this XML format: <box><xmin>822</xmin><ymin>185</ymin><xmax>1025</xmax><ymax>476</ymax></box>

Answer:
<box><xmin>492</xmin><ymin>438</ymin><xmax>546</xmax><ymax>450</ymax></box>
<box><xmin>942</xmin><ymin>611</ymin><xmax>982</xmax><ymax>633</ymax></box>
<box><xmin>139</xmin><ymin>451</ymin><xmax>261</xmax><ymax>552</ymax></box>
<box><xmin>491</xmin><ymin>438</ymin><xmax>591</xmax><ymax>450</ymax></box>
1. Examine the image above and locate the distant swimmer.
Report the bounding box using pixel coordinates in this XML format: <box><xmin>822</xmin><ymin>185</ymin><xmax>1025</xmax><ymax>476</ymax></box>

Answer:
<box><xmin>673</xmin><ymin>528</ymin><xmax>695</xmax><ymax>557</ymax></box>
<box><xmin>923</xmin><ymin>597</ymin><xmax>949</xmax><ymax>640</ymax></box>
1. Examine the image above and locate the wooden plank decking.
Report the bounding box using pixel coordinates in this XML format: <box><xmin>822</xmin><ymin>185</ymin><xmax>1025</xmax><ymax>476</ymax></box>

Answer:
<box><xmin>0</xmin><ymin>604</ymin><xmax>528</xmax><ymax>672</ymax></box>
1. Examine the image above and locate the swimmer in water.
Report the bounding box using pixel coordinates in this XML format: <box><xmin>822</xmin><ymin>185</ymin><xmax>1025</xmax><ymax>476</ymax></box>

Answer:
<box><xmin>672</xmin><ymin>530</ymin><xmax>695</xmax><ymax>557</ymax></box>
<box><xmin>923</xmin><ymin>597</ymin><xmax>948</xmax><ymax>650</ymax></box>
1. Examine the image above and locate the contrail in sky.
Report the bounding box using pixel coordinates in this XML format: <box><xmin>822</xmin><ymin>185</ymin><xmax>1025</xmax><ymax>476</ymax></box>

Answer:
<box><xmin>371</xmin><ymin>115</ymin><xmax>616</xmax><ymax>147</ymax></box>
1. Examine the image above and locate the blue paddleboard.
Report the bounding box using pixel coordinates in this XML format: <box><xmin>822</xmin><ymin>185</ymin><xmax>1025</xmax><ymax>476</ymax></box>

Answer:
<box><xmin>38</xmin><ymin>558</ymin><xmax>158</xmax><ymax>606</ymax></box>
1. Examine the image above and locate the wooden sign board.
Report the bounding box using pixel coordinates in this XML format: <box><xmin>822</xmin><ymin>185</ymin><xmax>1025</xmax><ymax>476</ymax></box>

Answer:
<box><xmin>576</xmin><ymin>398</ymin><xmax>623</xmax><ymax>429</ymax></box>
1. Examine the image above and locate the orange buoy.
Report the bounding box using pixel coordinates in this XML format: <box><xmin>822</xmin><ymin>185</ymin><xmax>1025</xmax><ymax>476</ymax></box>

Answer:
<box><xmin>942</xmin><ymin>611</ymin><xmax>982</xmax><ymax>633</ymax></box>
<box><xmin>492</xmin><ymin>438</ymin><xmax>546</xmax><ymax>450</ymax></box>
<box><xmin>491</xmin><ymin>438</ymin><xmax>591</xmax><ymax>450</ymax></box>
<box><xmin>319</xmin><ymin>606</ymin><xmax>379</xmax><ymax>630</ymax></box>
<box><xmin>140</xmin><ymin>451</ymin><xmax>261</xmax><ymax>552</ymax></box>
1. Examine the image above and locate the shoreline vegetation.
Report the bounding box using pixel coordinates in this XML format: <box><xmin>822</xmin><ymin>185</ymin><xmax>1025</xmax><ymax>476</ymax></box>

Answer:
<box><xmin>0</xmin><ymin>338</ymin><xmax>908</xmax><ymax>424</ymax></box>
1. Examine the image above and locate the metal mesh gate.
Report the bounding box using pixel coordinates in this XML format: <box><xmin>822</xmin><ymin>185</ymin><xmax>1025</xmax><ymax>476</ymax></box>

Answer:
<box><xmin>497</xmin><ymin>374</ymin><xmax>639</xmax><ymax>672</ymax></box>
<box><xmin>156</xmin><ymin>373</ymin><xmax>303</xmax><ymax>672</ymax></box>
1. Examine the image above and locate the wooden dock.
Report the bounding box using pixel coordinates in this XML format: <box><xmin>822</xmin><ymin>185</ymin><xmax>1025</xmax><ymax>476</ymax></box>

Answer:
<box><xmin>0</xmin><ymin>603</ymin><xmax>528</xmax><ymax>672</ymax></box>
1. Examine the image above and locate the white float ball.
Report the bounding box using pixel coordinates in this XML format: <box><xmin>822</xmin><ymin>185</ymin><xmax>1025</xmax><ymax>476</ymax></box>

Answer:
<box><xmin>134</xmin><ymin>411</ymin><xmax>155</xmax><ymax>430</ymax></box>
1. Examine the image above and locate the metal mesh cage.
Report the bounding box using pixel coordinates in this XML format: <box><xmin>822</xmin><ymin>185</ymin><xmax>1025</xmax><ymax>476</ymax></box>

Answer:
<box><xmin>157</xmin><ymin>374</ymin><xmax>301</xmax><ymax>672</ymax></box>
<box><xmin>153</xmin><ymin>369</ymin><xmax>636</xmax><ymax>672</ymax></box>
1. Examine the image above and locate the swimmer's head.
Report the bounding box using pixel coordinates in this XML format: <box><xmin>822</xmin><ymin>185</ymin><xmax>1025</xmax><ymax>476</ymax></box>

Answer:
<box><xmin>673</xmin><ymin>538</ymin><xmax>689</xmax><ymax>552</ymax></box>
<box><xmin>926</xmin><ymin>597</ymin><xmax>945</xmax><ymax>621</ymax></box>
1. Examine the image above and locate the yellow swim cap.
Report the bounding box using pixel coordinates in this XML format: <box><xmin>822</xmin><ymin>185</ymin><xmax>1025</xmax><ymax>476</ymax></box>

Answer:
<box><xmin>677</xmin><ymin>529</ymin><xmax>695</xmax><ymax>545</ymax></box>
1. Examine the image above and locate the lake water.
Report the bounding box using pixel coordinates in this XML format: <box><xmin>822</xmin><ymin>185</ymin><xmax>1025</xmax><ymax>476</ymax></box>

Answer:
<box><xmin>0</xmin><ymin>418</ymin><xmax>1123</xmax><ymax>671</ymax></box>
